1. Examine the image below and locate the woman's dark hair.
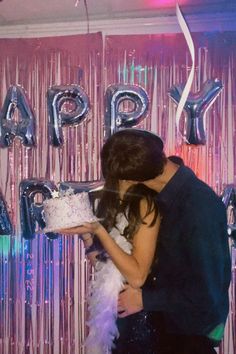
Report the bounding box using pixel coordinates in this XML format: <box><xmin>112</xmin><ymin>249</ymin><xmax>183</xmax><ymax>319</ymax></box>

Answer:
<box><xmin>96</xmin><ymin>129</ymin><xmax>162</xmax><ymax>240</ymax></box>
<box><xmin>101</xmin><ymin>129</ymin><xmax>167</xmax><ymax>181</ymax></box>
<box><xmin>96</xmin><ymin>181</ymin><xmax>158</xmax><ymax>241</ymax></box>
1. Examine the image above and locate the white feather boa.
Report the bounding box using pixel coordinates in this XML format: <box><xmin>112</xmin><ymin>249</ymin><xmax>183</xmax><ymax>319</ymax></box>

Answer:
<box><xmin>85</xmin><ymin>214</ymin><xmax>132</xmax><ymax>354</ymax></box>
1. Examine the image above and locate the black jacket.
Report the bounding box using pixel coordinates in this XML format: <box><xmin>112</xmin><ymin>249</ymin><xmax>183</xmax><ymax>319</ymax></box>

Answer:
<box><xmin>142</xmin><ymin>165</ymin><xmax>231</xmax><ymax>337</ymax></box>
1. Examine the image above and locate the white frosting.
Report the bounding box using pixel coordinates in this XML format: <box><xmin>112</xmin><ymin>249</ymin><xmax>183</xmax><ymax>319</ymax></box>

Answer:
<box><xmin>43</xmin><ymin>192</ymin><xmax>98</xmax><ymax>232</ymax></box>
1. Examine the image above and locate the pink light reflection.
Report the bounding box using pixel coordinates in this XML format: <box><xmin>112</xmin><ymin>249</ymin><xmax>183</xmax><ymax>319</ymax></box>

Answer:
<box><xmin>148</xmin><ymin>0</ymin><xmax>188</xmax><ymax>7</ymax></box>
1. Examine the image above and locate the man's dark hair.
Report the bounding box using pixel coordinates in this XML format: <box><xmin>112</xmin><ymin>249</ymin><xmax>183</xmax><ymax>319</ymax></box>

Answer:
<box><xmin>168</xmin><ymin>155</ymin><xmax>184</xmax><ymax>166</ymax></box>
<box><xmin>101</xmin><ymin>129</ymin><xmax>167</xmax><ymax>181</ymax></box>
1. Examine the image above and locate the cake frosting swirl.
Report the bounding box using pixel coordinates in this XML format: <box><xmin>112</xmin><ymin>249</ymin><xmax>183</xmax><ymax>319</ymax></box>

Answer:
<box><xmin>43</xmin><ymin>191</ymin><xmax>98</xmax><ymax>233</ymax></box>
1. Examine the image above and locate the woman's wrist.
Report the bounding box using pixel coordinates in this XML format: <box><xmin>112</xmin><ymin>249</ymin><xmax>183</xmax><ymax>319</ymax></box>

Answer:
<box><xmin>81</xmin><ymin>234</ymin><xmax>100</xmax><ymax>256</ymax></box>
<box><xmin>79</xmin><ymin>233</ymin><xmax>93</xmax><ymax>242</ymax></box>
<box><xmin>79</xmin><ymin>233</ymin><xmax>94</xmax><ymax>250</ymax></box>
<box><xmin>85</xmin><ymin>242</ymin><xmax>98</xmax><ymax>255</ymax></box>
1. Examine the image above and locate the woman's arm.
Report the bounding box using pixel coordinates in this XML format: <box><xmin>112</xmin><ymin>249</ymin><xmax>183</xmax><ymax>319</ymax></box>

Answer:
<box><xmin>60</xmin><ymin>200</ymin><xmax>160</xmax><ymax>288</ymax></box>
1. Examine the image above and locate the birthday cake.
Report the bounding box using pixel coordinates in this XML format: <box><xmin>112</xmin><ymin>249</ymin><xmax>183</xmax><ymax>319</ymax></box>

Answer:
<box><xmin>42</xmin><ymin>190</ymin><xmax>98</xmax><ymax>233</ymax></box>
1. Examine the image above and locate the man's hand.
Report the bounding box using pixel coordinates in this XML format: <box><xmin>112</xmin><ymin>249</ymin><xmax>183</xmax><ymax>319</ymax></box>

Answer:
<box><xmin>118</xmin><ymin>284</ymin><xmax>143</xmax><ymax>318</ymax></box>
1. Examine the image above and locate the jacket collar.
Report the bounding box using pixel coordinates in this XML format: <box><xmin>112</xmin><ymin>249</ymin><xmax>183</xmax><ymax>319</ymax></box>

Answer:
<box><xmin>156</xmin><ymin>165</ymin><xmax>195</xmax><ymax>213</ymax></box>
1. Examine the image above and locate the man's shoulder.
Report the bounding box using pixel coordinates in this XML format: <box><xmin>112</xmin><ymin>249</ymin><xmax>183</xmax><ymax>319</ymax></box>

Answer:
<box><xmin>176</xmin><ymin>180</ymin><xmax>227</xmax><ymax>232</ymax></box>
<box><xmin>181</xmin><ymin>174</ymin><xmax>225</xmax><ymax>211</ymax></box>
<box><xmin>175</xmin><ymin>166</ymin><xmax>216</xmax><ymax>197</ymax></box>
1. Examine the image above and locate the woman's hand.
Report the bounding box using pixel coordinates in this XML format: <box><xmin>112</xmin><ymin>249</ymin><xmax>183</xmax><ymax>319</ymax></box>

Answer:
<box><xmin>58</xmin><ymin>221</ymin><xmax>103</xmax><ymax>236</ymax></box>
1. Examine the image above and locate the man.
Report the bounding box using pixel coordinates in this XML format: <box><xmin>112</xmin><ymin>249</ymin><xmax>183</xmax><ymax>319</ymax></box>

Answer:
<box><xmin>114</xmin><ymin>128</ymin><xmax>231</xmax><ymax>354</ymax></box>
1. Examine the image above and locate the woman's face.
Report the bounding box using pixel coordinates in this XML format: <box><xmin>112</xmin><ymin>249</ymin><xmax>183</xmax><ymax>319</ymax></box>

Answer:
<box><xmin>118</xmin><ymin>180</ymin><xmax>138</xmax><ymax>199</ymax></box>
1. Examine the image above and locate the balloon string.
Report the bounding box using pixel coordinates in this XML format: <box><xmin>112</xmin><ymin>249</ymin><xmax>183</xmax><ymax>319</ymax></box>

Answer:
<box><xmin>84</xmin><ymin>0</ymin><xmax>90</xmax><ymax>33</ymax></box>
<box><xmin>175</xmin><ymin>4</ymin><xmax>195</xmax><ymax>143</ymax></box>
<box><xmin>75</xmin><ymin>0</ymin><xmax>90</xmax><ymax>33</ymax></box>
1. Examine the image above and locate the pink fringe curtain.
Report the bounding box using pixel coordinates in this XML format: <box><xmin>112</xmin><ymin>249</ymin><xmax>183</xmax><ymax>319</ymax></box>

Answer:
<box><xmin>0</xmin><ymin>31</ymin><xmax>235</xmax><ymax>353</ymax></box>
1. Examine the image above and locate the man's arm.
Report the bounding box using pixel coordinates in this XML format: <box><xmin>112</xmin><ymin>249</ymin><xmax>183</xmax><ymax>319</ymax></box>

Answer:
<box><xmin>118</xmin><ymin>284</ymin><xmax>143</xmax><ymax>317</ymax></box>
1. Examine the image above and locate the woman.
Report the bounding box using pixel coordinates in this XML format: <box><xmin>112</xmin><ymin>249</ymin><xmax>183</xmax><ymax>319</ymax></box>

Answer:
<box><xmin>60</xmin><ymin>129</ymin><xmax>166</xmax><ymax>353</ymax></box>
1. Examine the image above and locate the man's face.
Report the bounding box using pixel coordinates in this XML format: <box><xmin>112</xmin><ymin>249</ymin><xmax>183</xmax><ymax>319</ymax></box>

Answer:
<box><xmin>141</xmin><ymin>177</ymin><xmax>163</xmax><ymax>192</ymax></box>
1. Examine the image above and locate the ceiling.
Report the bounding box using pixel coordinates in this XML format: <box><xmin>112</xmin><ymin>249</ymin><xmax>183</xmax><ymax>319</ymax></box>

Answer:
<box><xmin>0</xmin><ymin>0</ymin><xmax>235</xmax><ymax>27</ymax></box>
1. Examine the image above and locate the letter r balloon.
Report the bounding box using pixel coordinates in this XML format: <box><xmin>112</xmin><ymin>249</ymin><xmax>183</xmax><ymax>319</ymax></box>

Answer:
<box><xmin>19</xmin><ymin>179</ymin><xmax>58</xmax><ymax>240</ymax></box>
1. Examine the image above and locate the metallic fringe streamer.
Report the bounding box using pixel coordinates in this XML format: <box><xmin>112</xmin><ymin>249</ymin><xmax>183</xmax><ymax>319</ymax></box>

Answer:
<box><xmin>0</xmin><ymin>32</ymin><xmax>235</xmax><ymax>353</ymax></box>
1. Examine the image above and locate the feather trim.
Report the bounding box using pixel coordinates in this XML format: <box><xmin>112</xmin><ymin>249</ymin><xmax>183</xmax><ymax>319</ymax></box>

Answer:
<box><xmin>85</xmin><ymin>215</ymin><xmax>132</xmax><ymax>354</ymax></box>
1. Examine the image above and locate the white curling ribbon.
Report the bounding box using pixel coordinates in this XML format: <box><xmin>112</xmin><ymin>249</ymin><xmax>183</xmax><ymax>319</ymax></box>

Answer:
<box><xmin>175</xmin><ymin>4</ymin><xmax>195</xmax><ymax>142</ymax></box>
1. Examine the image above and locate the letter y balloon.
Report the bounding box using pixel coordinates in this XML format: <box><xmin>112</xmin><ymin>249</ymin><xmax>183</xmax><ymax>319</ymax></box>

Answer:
<box><xmin>169</xmin><ymin>79</ymin><xmax>223</xmax><ymax>145</ymax></box>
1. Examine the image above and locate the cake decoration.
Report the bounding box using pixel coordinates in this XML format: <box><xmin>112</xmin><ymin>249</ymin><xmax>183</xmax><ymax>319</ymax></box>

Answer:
<box><xmin>42</xmin><ymin>189</ymin><xmax>98</xmax><ymax>233</ymax></box>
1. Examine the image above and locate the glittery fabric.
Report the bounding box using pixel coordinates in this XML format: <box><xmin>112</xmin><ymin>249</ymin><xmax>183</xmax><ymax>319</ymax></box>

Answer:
<box><xmin>113</xmin><ymin>311</ymin><xmax>160</xmax><ymax>354</ymax></box>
